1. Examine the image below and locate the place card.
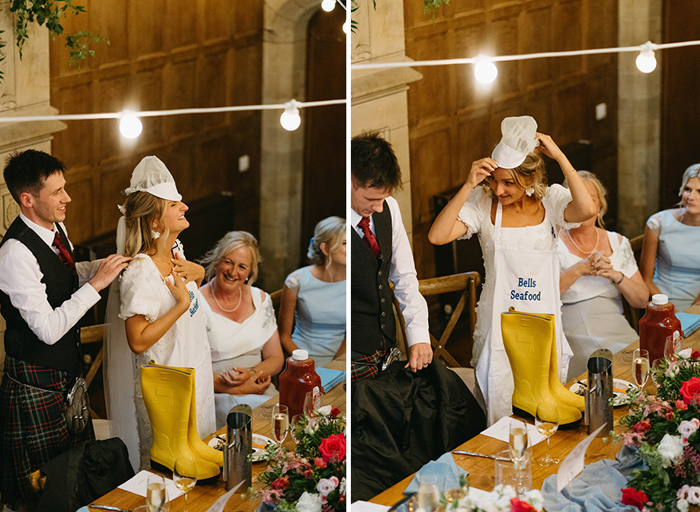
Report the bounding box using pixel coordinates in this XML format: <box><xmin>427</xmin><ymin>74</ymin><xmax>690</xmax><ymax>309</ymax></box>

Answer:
<box><xmin>556</xmin><ymin>423</ymin><xmax>606</xmax><ymax>491</ymax></box>
<box><xmin>118</xmin><ymin>469</ymin><xmax>184</xmax><ymax>500</ymax></box>
<box><xmin>481</xmin><ymin>416</ymin><xmax>547</xmax><ymax>445</ymax></box>
<box><xmin>348</xmin><ymin>502</ymin><xmax>390</xmax><ymax>512</ymax></box>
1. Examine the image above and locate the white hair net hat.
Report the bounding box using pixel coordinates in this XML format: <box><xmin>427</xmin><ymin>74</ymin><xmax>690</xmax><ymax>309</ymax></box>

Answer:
<box><xmin>122</xmin><ymin>156</ymin><xmax>182</xmax><ymax>201</ymax></box>
<box><xmin>491</xmin><ymin>116</ymin><xmax>538</xmax><ymax>169</ymax></box>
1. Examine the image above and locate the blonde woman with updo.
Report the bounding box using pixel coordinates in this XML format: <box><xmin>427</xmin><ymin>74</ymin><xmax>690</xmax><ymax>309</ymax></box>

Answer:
<box><xmin>278</xmin><ymin>216</ymin><xmax>347</xmax><ymax>367</ymax></box>
<box><xmin>429</xmin><ymin>116</ymin><xmax>597</xmax><ymax>424</ymax></box>
<box><xmin>104</xmin><ymin>156</ymin><xmax>215</xmax><ymax>471</ymax></box>
<box><xmin>198</xmin><ymin>231</ymin><xmax>285</xmax><ymax>429</ymax></box>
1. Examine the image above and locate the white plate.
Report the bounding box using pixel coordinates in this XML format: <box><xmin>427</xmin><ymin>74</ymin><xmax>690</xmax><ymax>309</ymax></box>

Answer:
<box><xmin>569</xmin><ymin>378</ymin><xmax>634</xmax><ymax>407</ymax></box>
<box><xmin>207</xmin><ymin>433</ymin><xmax>274</xmax><ymax>462</ymax></box>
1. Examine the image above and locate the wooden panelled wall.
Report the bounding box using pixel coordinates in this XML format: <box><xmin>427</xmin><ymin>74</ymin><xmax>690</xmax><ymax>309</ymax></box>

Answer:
<box><xmin>403</xmin><ymin>0</ymin><xmax>619</xmax><ymax>280</ymax></box>
<box><xmin>48</xmin><ymin>1</ymin><xmax>264</xmax><ymax>248</ymax></box>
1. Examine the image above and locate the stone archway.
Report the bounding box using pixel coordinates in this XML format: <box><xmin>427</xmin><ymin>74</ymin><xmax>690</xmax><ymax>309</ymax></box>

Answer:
<box><xmin>259</xmin><ymin>0</ymin><xmax>324</xmax><ymax>288</ymax></box>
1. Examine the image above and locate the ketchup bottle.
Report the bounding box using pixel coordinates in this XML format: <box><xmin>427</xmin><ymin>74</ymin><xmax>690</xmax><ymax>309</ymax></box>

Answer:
<box><xmin>278</xmin><ymin>349</ymin><xmax>324</xmax><ymax>420</ymax></box>
<box><xmin>639</xmin><ymin>294</ymin><xmax>684</xmax><ymax>364</ymax></box>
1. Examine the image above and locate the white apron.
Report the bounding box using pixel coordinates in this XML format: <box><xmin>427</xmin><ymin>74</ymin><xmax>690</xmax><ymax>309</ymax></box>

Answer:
<box><xmin>475</xmin><ymin>202</ymin><xmax>573</xmax><ymax>425</ymax></box>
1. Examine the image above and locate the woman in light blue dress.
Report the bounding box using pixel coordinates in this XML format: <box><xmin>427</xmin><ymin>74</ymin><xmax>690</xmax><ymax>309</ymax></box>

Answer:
<box><xmin>278</xmin><ymin>216</ymin><xmax>346</xmax><ymax>368</ymax></box>
<box><xmin>640</xmin><ymin>164</ymin><xmax>700</xmax><ymax>313</ymax></box>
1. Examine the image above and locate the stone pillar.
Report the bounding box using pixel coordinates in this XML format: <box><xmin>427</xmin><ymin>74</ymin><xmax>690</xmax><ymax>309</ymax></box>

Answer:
<box><xmin>0</xmin><ymin>4</ymin><xmax>67</xmax><ymax>369</ymax></box>
<box><xmin>617</xmin><ymin>0</ymin><xmax>662</xmax><ymax>236</ymax></box>
<box><xmin>350</xmin><ymin>0</ymin><xmax>422</xmax><ymax>245</ymax></box>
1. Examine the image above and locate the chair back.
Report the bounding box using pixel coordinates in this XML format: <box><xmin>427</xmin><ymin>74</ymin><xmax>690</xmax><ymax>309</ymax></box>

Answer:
<box><xmin>80</xmin><ymin>324</ymin><xmax>105</xmax><ymax>419</ymax></box>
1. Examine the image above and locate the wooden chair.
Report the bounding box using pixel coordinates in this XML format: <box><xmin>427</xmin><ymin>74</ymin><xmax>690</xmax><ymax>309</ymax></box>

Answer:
<box><xmin>80</xmin><ymin>323</ymin><xmax>105</xmax><ymax>420</ymax></box>
<box><xmin>622</xmin><ymin>234</ymin><xmax>645</xmax><ymax>332</ymax></box>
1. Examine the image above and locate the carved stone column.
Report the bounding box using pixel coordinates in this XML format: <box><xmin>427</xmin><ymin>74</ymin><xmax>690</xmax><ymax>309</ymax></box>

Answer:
<box><xmin>0</xmin><ymin>4</ymin><xmax>67</xmax><ymax>367</ymax></box>
<box><xmin>350</xmin><ymin>0</ymin><xmax>422</xmax><ymax>245</ymax></box>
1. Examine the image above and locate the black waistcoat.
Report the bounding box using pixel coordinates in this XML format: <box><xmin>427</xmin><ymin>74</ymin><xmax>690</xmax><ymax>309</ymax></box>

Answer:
<box><xmin>351</xmin><ymin>202</ymin><xmax>396</xmax><ymax>356</ymax></box>
<box><xmin>0</xmin><ymin>217</ymin><xmax>82</xmax><ymax>374</ymax></box>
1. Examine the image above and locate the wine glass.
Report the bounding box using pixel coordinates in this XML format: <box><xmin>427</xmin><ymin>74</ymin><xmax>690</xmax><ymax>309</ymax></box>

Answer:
<box><xmin>304</xmin><ymin>387</ymin><xmax>322</xmax><ymax>416</ymax></box>
<box><xmin>271</xmin><ymin>404</ymin><xmax>289</xmax><ymax>446</ymax></box>
<box><xmin>664</xmin><ymin>335</ymin><xmax>681</xmax><ymax>361</ymax></box>
<box><xmin>146</xmin><ymin>473</ymin><xmax>167</xmax><ymax>512</ymax></box>
<box><xmin>651</xmin><ymin>359</ymin><xmax>663</xmax><ymax>387</ymax></box>
<box><xmin>173</xmin><ymin>457</ymin><xmax>197</xmax><ymax>512</ymax></box>
<box><xmin>416</xmin><ymin>474</ymin><xmax>439</xmax><ymax>512</ymax></box>
<box><xmin>290</xmin><ymin>414</ymin><xmax>302</xmax><ymax>443</ymax></box>
<box><xmin>535</xmin><ymin>402</ymin><xmax>559</xmax><ymax>466</ymax></box>
<box><xmin>508</xmin><ymin>419</ymin><xmax>529</xmax><ymax>469</ymax></box>
<box><xmin>633</xmin><ymin>348</ymin><xmax>650</xmax><ymax>389</ymax></box>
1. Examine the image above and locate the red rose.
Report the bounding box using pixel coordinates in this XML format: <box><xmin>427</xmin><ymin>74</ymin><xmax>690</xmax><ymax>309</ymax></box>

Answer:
<box><xmin>691</xmin><ymin>349</ymin><xmax>700</xmax><ymax>360</ymax></box>
<box><xmin>633</xmin><ymin>419</ymin><xmax>651</xmax><ymax>433</ymax></box>
<box><xmin>271</xmin><ymin>476</ymin><xmax>290</xmax><ymax>490</ymax></box>
<box><xmin>315</xmin><ymin>457</ymin><xmax>327</xmax><ymax>468</ymax></box>
<box><xmin>319</xmin><ymin>433</ymin><xmax>346</xmax><ymax>462</ymax></box>
<box><xmin>510</xmin><ymin>498</ymin><xmax>535</xmax><ymax>512</ymax></box>
<box><xmin>331</xmin><ymin>406</ymin><xmax>341</xmax><ymax>417</ymax></box>
<box><xmin>621</xmin><ymin>488</ymin><xmax>648</xmax><ymax>510</ymax></box>
<box><xmin>676</xmin><ymin>399</ymin><xmax>689</xmax><ymax>411</ymax></box>
<box><xmin>680</xmin><ymin>376</ymin><xmax>700</xmax><ymax>405</ymax></box>
<box><xmin>304</xmin><ymin>469</ymin><xmax>314</xmax><ymax>478</ymax></box>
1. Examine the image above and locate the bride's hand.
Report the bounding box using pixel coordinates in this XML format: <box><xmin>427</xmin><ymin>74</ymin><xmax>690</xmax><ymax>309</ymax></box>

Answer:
<box><xmin>172</xmin><ymin>253</ymin><xmax>205</xmax><ymax>286</ymax></box>
<box><xmin>466</xmin><ymin>158</ymin><xmax>498</xmax><ymax>188</ymax></box>
<box><xmin>164</xmin><ymin>270</ymin><xmax>190</xmax><ymax>309</ymax></box>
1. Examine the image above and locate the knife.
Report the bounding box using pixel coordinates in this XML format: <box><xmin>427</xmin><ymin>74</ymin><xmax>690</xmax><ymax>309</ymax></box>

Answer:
<box><xmin>89</xmin><ymin>505</ymin><xmax>132</xmax><ymax>512</ymax></box>
<box><xmin>452</xmin><ymin>450</ymin><xmax>510</xmax><ymax>462</ymax></box>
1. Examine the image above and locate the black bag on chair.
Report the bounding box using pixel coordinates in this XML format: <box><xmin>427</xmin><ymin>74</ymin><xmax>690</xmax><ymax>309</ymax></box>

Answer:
<box><xmin>351</xmin><ymin>360</ymin><xmax>485</xmax><ymax>502</ymax></box>
<box><xmin>37</xmin><ymin>437</ymin><xmax>135</xmax><ymax>512</ymax></box>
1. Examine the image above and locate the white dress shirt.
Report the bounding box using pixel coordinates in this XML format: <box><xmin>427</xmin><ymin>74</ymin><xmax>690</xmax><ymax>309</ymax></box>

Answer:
<box><xmin>0</xmin><ymin>213</ymin><xmax>102</xmax><ymax>345</ymax></box>
<box><xmin>351</xmin><ymin>196</ymin><xmax>430</xmax><ymax>347</ymax></box>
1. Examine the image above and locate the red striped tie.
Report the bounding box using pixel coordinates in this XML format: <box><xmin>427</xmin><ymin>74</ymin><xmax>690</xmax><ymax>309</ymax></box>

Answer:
<box><xmin>52</xmin><ymin>231</ymin><xmax>75</xmax><ymax>270</ymax></box>
<box><xmin>358</xmin><ymin>217</ymin><xmax>381</xmax><ymax>257</ymax></box>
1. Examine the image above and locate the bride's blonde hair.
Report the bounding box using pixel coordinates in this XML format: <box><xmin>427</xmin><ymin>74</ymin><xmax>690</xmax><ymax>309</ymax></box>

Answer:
<box><xmin>122</xmin><ymin>191</ymin><xmax>169</xmax><ymax>257</ymax></box>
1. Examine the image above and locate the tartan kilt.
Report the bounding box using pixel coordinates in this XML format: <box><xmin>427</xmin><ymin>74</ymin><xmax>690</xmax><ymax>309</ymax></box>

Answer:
<box><xmin>1</xmin><ymin>355</ymin><xmax>94</xmax><ymax>505</ymax></box>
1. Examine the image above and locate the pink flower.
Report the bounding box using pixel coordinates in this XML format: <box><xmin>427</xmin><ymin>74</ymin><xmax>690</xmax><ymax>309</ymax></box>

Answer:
<box><xmin>304</xmin><ymin>469</ymin><xmax>314</xmax><ymax>478</ymax></box>
<box><xmin>633</xmin><ymin>419</ymin><xmax>651</xmax><ymax>433</ymax></box>
<box><xmin>666</xmin><ymin>412</ymin><xmax>675</xmax><ymax>421</ymax></box>
<box><xmin>314</xmin><ymin>457</ymin><xmax>327</xmax><ymax>468</ymax></box>
<box><xmin>317</xmin><ymin>477</ymin><xmax>338</xmax><ymax>496</ymax></box>
<box><xmin>677</xmin><ymin>399</ymin><xmax>689</xmax><ymax>411</ymax></box>
<box><xmin>271</xmin><ymin>476</ymin><xmax>290</xmax><ymax>490</ymax></box>
<box><xmin>679</xmin><ymin>418</ymin><xmax>700</xmax><ymax>438</ymax></box>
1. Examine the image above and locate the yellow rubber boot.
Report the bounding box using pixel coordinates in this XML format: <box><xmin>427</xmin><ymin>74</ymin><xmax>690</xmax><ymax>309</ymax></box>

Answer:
<box><xmin>140</xmin><ymin>365</ymin><xmax>220</xmax><ymax>479</ymax></box>
<box><xmin>501</xmin><ymin>309</ymin><xmax>582</xmax><ymax>424</ymax></box>
<box><xmin>144</xmin><ymin>362</ymin><xmax>223</xmax><ymax>467</ymax></box>
<box><xmin>546</xmin><ymin>319</ymin><xmax>585</xmax><ymax>412</ymax></box>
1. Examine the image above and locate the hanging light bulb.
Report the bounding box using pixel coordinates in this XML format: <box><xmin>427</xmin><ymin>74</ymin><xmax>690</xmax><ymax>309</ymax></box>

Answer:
<box><xmin>636</xmin><ymin>41</ymin><xmax>657</xmax><ymax>73</ymax></box>
<box><xmin>321</xmin><ymin>0</ymin><xmax>335</xmax><ymax>12</ymax></box>
<box><xmin>119</xmin><ymin>111</ymin><xmax>143</xmax><ymax>139</ymax></box>
<box><xmin>280</xmin><ymin>100</ymin><xmax>301</xmax><ymax>131</ymax></box>
<box><xmin>474</xmin><ymin>55</ymin><xmax>498</xmax><ymax>84</ymax></box>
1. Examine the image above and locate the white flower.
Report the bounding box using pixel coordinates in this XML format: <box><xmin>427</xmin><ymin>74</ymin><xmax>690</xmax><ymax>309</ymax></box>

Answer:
<box><xmin>338</xmin><ymin>477</ymin><xmax>346</xmax><ymax>495</ymax></box>
<box><xmin>678</xmin><ymin>348</ymin><xmax>693</xmax><ymax>359</ymax></box>
<box><xmin>688</xmin><ymin>487</ymin><xmax>700</xmax><ymax>505</ymax></box>
<box><xmin>296</xmin><ymin>492</ymin><xmax>322</xmax><ymax>512</ymax></box>
<box><xmin>317</xmin><ymin>405</ymin><xmax>333</xmax><ymax>416</ymax></box>
<box><xmin>678</xmin><ymin>419</ymin><xmax>700</xmax><ymax>438</ymax></box>
<box><xmin>677</xmin><ymin>499</ymin><xmax>689</xmax><ymax>512</ymax></box>
<box><xmin>522</xmin><ymin>489</ymin><xmax>545</xmax><ymax>511</ymax></box>
<box><xmin>316</xmin><ymin>477</ymin><xmax>338</xmax><ymax>497</ymax></box>
<box><xmin>658</xmin><ymin>434</ymin><xmax>685</xmax><ymax>467</ymax></box>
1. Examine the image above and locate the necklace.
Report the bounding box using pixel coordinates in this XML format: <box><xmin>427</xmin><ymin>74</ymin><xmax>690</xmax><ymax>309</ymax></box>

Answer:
<box><xmin>211</xmin><ymin>280</ymin><xmax>243</xmax><ymax>312</ymax></box>
<box><xmin>566</xmin><ymin>228</ymin><xmax>599</xmax><ymax>256</ymax></box>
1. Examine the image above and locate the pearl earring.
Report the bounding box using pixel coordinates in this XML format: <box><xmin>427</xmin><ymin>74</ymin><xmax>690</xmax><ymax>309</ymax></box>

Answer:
<box><xmin>525</xmin><ymin>187</ymin><xmax>534</xmax><ymax>197</ymax></box>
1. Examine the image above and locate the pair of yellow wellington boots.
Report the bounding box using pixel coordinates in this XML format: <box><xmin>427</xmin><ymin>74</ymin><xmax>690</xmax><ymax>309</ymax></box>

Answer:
<box><xmin>140</xmin><ymin>362</ymin><xmax>223</xmax><ymax>479</ymax></box>
<box><xmin>501</xmin><ymin>307</ymin><xmax>585</xmax><ymax>425</ymax></box>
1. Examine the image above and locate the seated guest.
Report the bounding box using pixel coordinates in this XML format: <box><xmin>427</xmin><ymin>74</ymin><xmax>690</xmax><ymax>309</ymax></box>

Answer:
<box><xmin>198</xmin><ymin>232</ymin><xmax>285</xmax><ymax>429</ymax></box>
<box><xmin>640</xmin><ymin>163</ymin><xmax>700</xmax><ymax>313</ymax></box>
<box><xmin>105</xmin><ymin>156</ymin><xmax>216</xmax><ymax>470</ymax></box>
<box><xmin>278</xmin><ymin>216</ymin><xmax>346</xmax><ymax>367</ymax></box>
<box><xmin>558</xmin><ymin>171</ymin><xmax>649</xmax><ymax>379</ymax></box>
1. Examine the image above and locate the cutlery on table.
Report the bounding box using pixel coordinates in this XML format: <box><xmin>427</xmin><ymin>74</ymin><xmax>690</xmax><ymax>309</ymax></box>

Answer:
<box><xmin>89</xmin><ymin>505</ymin><xmax>132</xmax><ymax>512</ymax></box>
<box><xmin>453</xmin><ymin>450</ymin><xmax>510</xmax><ymax>462</ymax></box>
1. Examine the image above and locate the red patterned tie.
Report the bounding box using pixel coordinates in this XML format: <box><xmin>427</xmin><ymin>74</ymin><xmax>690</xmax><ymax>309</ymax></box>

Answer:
<box><xmin>52</xmin><ymin>231</ymin><xmax>75</xmax><ymax>270</ymax></box>
<box><xmin>358</xmin><ymin>217</ymin><xmax>381</xmax><ymax>257</ymax></box>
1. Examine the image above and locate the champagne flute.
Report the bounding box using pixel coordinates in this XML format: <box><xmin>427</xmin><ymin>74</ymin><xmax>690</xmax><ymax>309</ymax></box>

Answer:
<box><xmin>508</xmin><ymin>419</ymin><xmax>529</xmax><ymax>469</ymax></box>
<box><xmin>146</xmin><ymin>473</ymin><xmax>167</xmax><ymax>512</ymax></box>
<box><xmin>173</xmin><ymin>457</ymin><xmax>197</xmax><ymax>512</ymax></box>
<box><xmin>651</xmin><ymin>359</ymin><xmax>663</xmax><ymax>387</ymax></box>
<box><xmin>664</xmin><ymin>335</ymin><xmax>681</xmax><ymax>361</ymax></box>
<box><xmin>271</xmin><ymin>404</ymin><xmax>289</xmax><ymax>446</ymax></box>
<box><xmin>416</xmin><ymin>475</ymin><xmax>439</xmax><ymax>512</ymax></box>
<box><xmin>633</xmin><ymin>348</ymin><xmax>650</xmax><ymax>389</ymax></box>
<box><xmin>535</xmin><ymin>402</ymin><xmax>559</xmax><ymax>466</ymax></box>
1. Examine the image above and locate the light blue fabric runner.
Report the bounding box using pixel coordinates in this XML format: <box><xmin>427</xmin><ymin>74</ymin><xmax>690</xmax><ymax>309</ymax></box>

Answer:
<box><xmin>404</xmin><ymin>452</ymin><xmax>469</xmax><ymax>494</ymax></box>
<box><xmin>540</xmin><ymin>446</ymin><xmax>646</xmax><ymax>512</ymax></box>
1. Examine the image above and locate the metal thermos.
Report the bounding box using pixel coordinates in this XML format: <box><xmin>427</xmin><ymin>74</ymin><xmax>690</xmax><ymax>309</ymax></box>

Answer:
<box><xmin>224</xmin><ymin>404</ymin><xmax>252</xmax><ymax>491</ymax></box>
<box><xmin>584</xmin><ymin>348</ymin><xmax>613</xmax><ymax>436</ymax></box>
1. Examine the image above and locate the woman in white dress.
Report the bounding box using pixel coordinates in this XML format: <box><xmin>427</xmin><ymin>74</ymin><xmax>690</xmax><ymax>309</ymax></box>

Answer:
<box><xmin>558</xmin><ymin>171</ymin><xmax>649</xmax><ymax>379</ymax></box>
<box><xmin>198</xmin><ymin>231</ymin><xmax>285</xmax><ymax>429</ymax></box>
<box><xmin>104</xmin><ymin>156</ymin><xmax>216</xmax><ymax>471</ymax></box>
<box><xmin>428</xmin><ymin>116</ymin><xmax>597</xmax><ymax>425</ymax></box>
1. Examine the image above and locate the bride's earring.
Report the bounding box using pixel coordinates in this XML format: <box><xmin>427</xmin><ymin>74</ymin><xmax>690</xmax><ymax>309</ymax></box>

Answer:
<box><xmin>152</xmin><ymin>225</ymin><xmax>161</xmax><ymax>239</ymax></box>
<box><xmin>525</xmin><ymin>187</ymin><xmax>534</xmax><ymax>197</ymax></box>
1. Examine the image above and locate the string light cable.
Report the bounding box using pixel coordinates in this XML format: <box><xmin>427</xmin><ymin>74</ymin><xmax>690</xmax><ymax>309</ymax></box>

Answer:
<box><xmin>351</xmin><ymin>39</ymin><xmax>700</xmax><ymax>75</ymax></box>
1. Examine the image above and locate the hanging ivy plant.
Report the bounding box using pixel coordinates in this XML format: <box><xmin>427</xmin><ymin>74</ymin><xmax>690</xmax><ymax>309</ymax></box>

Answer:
<box><xmin>351</xmin><ymin>0</ymin><xmax>450</xmax><ymax>34</ymax></box>
<box><xmin>8</xmin><ymin>0</ymin><xmax>108</xmax><ymax>66</ymax></box>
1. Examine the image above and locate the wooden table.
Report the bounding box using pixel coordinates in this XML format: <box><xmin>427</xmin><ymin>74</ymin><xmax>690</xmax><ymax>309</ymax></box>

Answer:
<box><xmin>370</xmin><ymin>304</ymin><xmax>700</xmax><ymax>506</ymax></box>
<box><xmin>89</xmin><ymin>355</ymin><xmax>346</xmax><ymax>512</ymax></box>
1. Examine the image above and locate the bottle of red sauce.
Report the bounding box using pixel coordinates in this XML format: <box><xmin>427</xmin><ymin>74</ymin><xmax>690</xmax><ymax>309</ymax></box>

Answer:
<box><xmin>278</xmin><ymin>349</ymin><xmax>324</xmax><ymax>420</ymax></box>
<box><xmin>639</xmin><ymin>294</ymin><xmax>684</xmax><ymax>364</ymax></box>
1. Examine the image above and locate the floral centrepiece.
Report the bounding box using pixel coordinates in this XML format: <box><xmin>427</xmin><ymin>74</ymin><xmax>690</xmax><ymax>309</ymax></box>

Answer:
<box><xmin>451</xmin><ymin>484</ymin><xmax>544</xmax><ymax>512</ymax></box>
<box><xmin>249</xmin><ymin>405</ymin><xmax>346</xmax><ymax>512</ymax></box>
<box><xmin>617</xmin><ymin>348</ymin><xmax>700</xmax><ymax>512</ymax></box>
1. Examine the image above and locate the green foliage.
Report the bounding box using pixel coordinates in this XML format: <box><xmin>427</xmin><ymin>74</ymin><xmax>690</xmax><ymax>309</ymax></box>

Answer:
<box><xmin>423</xmin><ymin>0</ymin><xmax>449</xmax><ymax>19</ymax></box>
<box><xmin>7</xmin><ymin>0</ymin><xmax>108</xmax><ymax>69</ymax></box>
